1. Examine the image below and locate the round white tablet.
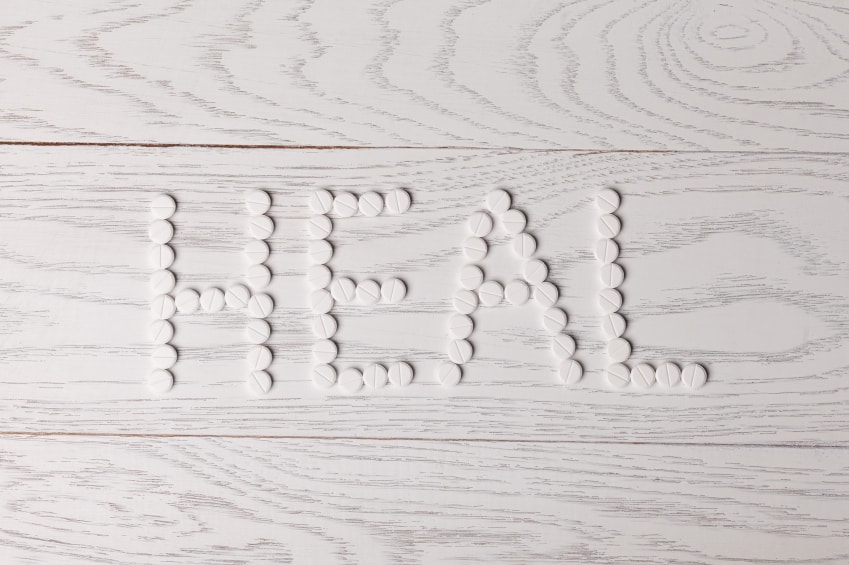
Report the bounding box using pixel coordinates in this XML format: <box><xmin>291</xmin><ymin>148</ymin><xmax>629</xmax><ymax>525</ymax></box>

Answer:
<box><xmin>682</xmin><ymin>364</ymin><xmax>708</xmax><ymax>389</ymax></box>
<box><xmin>356</xmin><ymin>279</ymin><xmax>381</xmax><ymax>305</ymax></box>
<box><xmin>463</xmin><ymin>237</ymin><xmax>488</xmax><ymax>261</ymax></box>
<box><xmin>312</xmin><ymin>364</ymin><xmax>337</xmax><ymax>389</ymax></box>
<box><xmin>150</xmin><ymin>194</ymin><xmax>176</xmax><ymax>220</ymax></box>
<box><xmin>467</xmin><ymin>211</ymin><xmax>493</xmax><ymax>237</ymax></box>
<box><xmin>149</xmin><ymin>244</ymin><xmax>175</xmax><ymax>270</ymax></box>
<box><xmin>597</xmin><ymin>213</ymin><xmax>621</xmax><ymax>239</ymax></box>
<box><xmin>175</xmin><ymin>289</ymin><xmax>199</xmax><ymax>314</ymax></box>
<box><xmin>533</xmin><ymin>282</ymin><xmax>559</xmax><ymax>308</ymax></box>
<box><xmin>308</xmin><ymin>240</ymin><xmax>333</xmax><ymax>265</ymax></box>
<box><xmin>248</xmin><ymin>294</ymin><xmax>274</xmax><ymax>319</ymax></box>
<box><xmin>656</xmin><ymin>362</ymin><xmax>682</xmax><ymax>388</ymax></box>
<box><xmin>363</xmin><ymin>364</ymin><xmax>388</xmax><ymax>389</ymax></box>
<box><xmin>453</xmin><ymin>289</ymin><xmax>478</xmax><ymax>314</ymax></box>
<box><xmin>478</xmin><ymin>281</ymin><xmax>503</xmax><ymax>307</ymax></box>
<box><xmin>246</xmin><ymin>264</ymin><xmax>272</xmax><ymax>290</ymax></box>
<box><xmin>151</xmin><ymin>294</ymin><xmax>176</xmax><ymax>320</ymax></box>
<box><xmin>449</xmin><ymin>314</ymin><xmax>474</xmax><ymax>339</ymax></box>
<box><xmin>307</xmin><ymin>264</ymin><xmax>332</xmax><ymax>288</ymax></box>
<box><xmin>502</xmin><ymin>209</ymin><xmax>527</xmax><ymax>235</ymax></box>
<box><xmin>152</xmin><ymin>344</ymin><xmax>177</xmax><ymax>370</ymax></box>
<box><xmin>512</xmin><ymin>233</ymin><xmax>536</xmax><ymax>258</ymax></box>
<box><xmin>333</xmin><ymin>192</ymin><xmax>358</xmax><ymax>217</ymax></box>
<box><xmin>244</xmin><ymin>240</ymin><xmax>270</xmax><ymax>265</ymax></box>
<box><xmin>308</xmin><ymin>214</ymin><xmax>333</xmax><ymax>239</ymax></box>
<box><xmin>594</xmin><ymin>239</ymin><xmax>619</xmax><ymax>264</ymax></box>
<box><xmin>150</xmin><ymin>319</ymin><xmax>174</xmax><ymax>345</ymax></box>
<box><xmin>630</xmin><ymin>363</ymin><xmax>655</xmax><ymax>388</ymax></box>
<box><xmin>607</xmin><ymin>363</ymin><xmax>631</xmax><ymax>388</ymax></box>
<box><xmin>310</xmin><ymin>288</ymin><xmax>334</xmax><ymax>313</ymax></box>
<box><xmin>313</xmin><ymin>313</ymin><xmax>338</xmax><ymax>339</ymax></box>
<box><xmin>149</xmin><ymin>220</ymin><xmax>174</xmax><ymax>245</ymax></box>
<box><xmin>598</xmin><ymin>288</ymin><xmax>623</xmax><ymax>313</ymax></box>
<box><xmin>246</xmin><ymin>319</ymin><xmax>271</xmax><ymax>344</ymax></box>
<box><xmin>330</xmin><ymin>277</ymin><xmax>356</xmax><ymax>303</ymax></box>
<box><xmin>460</xmin><ymin>265</ymin><xmax>484</xmax><ymax>290</ymax></box>
<box><xmin>607</xmin><ymin>337</ymin><xmax>631</xmax><ymax>363</ymax></box>
<box><xmin>147</xmin><ymin>369</ymin><xmax>174</xmax><ymax>394</ymax></box>
<box><xmin>358</xmin><ymin>192</ymin><xmax>383</xmax><ymax>217</ymax></box>
<box><xmin>245</xmin><ymin>190</ymin><xmax>271</xmax><ymax>216</ymax></box>
<box><xmin>600</xmin><ymin>263</ymin><xmax>625</xmax><ymax>288</ymax></box>
<box><xmin>436</xmin><ymin>361</ymin><xmax>462</xmax><ymax>386</ymax></box>
<box><xmin>596</xmin><ymin>188</ymin><xmax>620</xmax><ymax>213</ymax></box>
<box><xmin>199</xmin><ymin>287</ymin><xmax>225</xmax><ymax>313</ymax></box>
<box><xmin>381</xmin><ymin>278</ymin><xmax>406</xmax><ymax>304</ymax></box>
<box><xmin>600</xmin><ymin>312</ymin><xmax>627</xmax><ymax>339</ymax></box>
<box><xmin>388</xmin><ymin>362</ymin><xmax>414</xmax><ymax>387</ymax></box>
<box><xmin>247</xmin><ymin>345</ymin><xmax>272</xmax><ymax>371</ymax></box>
<box><xmin>448</xmin><ymin>339</ymin><xmax>473</xmax><ymax>364</ymax></box>
<box><xmin>523</xmin><ymin>259</ymin><xmax>548</xmax><ymax>285</ymax></box>
<box><xmin>225</xmin><ymin>284</ymin><xmax>251</xmax><ymax>310</ymax></box>
<box><xmin>486</xmin><ymin>189</ymin><xmax>511</xmax><ymax>214</ymax></box>
<box><xmin>248</xmin><ymin>370</ymin><xmax>273</xmax><ymax>395</ymax></box>
<box><xmin>151</xmin><ymin>269</ymin><xmax>176</xmax><ymax>295</ymax></box>
<box><xmin>552</xmin><ymin>334</ymin><xmax>576</xmax><ymax>359</ymax></box>
<box><xmin>505</xmin><ymin>280</ymin><xmax>530</xmax><ymax>305</ymax></box>
<box><xmin>312</xmin><ymin>339</ymin><xmax>338</xmax><ymax>364</ymax></box>
<box><xmin>559</xmin><ymin>359</ymin><xmax>583</xmax><ymax>385</ymax></box>
<box><xmin>339</xmin><ymin>368</ymin><xmax>364</xmax><ymax>393</ymax></box>
<box><xmin>385</xmin><ymin>188</ymin><xmax>411</xmax><ymax>214</ymax></box>
<box><xmin>309</xmin><ymin>189</ymin><xmax>334</xmax><ymax>214</ymax></box>
<box><xmin>248</xmin><ymin>215</ymin><xmax>274</xmax><ymax>240</ymax></box>
<box><xmin>543</xmin><ymin>308</ymin><xmax>567</xmax><ymax>334</ymax></box>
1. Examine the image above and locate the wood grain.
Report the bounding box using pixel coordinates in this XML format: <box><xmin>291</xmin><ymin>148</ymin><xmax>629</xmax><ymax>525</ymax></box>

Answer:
<box><xmin>1</xmin><ymin>0</ymin><xmax>849</xmax><ymax>150</ymax></box>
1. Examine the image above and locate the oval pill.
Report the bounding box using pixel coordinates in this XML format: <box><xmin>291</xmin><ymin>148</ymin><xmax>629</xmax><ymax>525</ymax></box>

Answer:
<box><xmin>552</xmin><ymin>334</ymin><xmax>576</xmax><ymax>359</ymax></box>
<box><xmin>310</xmin><ymin>288</ymin><xmax>334</xmax><ymax>314</ymax></box>
<box><xmin>148</xmin><ymin>219</ymin><xmax>174</xmax><ymax>244</ymax></box>
<box><xmin>381</xmin><ymin>278</ymin><xmax>406</xmax><ymax>304</ymax></box>
<box><xmin>598</xmin><ymin>288</ymin><xmax>623</xmax><ymax>313</ymax></box>
<box><xmin>246</xmin><ymin>319</ymin><xmax>272</xmax><ymax>344</ymax></box>
<box><xmin>385</xmin><ymin>188</ymin><xmax>411</xmax><ymax>214</ymax></box>
<box><xmin>363</xmin><ymin>364</ymin><xmax>388</xmax><ymax>389</ymax></box>
<box><xmin>312</xmin><ymin>339</ymin><xmax>337</xmax><ymax>364</ymax></box>
<box><xmin>307</xmin><ymin>264</ymin><xmax>332</xmax><ymax>289</ymax></box>
<box><xmin>682</xmin><ymin>364</ymin><xmax>708</xmax><ymax>389</ymax></box>
<box><xmin>248</xmin><ymin>215</ymin><xmax>274</xmax><ymax>240</ymax></box>
<box><xmin>523</xmin><ymin>259</ymin><xmax>548</xmax><ymax>285</ymax></box>
<box><xmin>150</xmin><ymin>319</ymin><xmax>174</xmax><ymax>345</ymax></box>
<box><xmin>330</xmin><ymin>277</ymin><xmax>356</xmax><ymax>303</ymax></box>
<box><xmin>601</xmin><ymin>312</ymin><xmax>627</xmax><ymax>338</ymax></box>
<box><xmin>486</xmin><ymin>189</ymin><xmax>511</xmax><ymax>214</ymax></box>
<box><xmin>594</xmin><ymin>239</ymin><xmax>619</xmax><ymax>264</ymax></box>
<box><xmin>607</xmin><ymin>337</ymin><xmax>631</xmax><ymax>363</ymax></box>
<box><xmin>333</xmin><ymin>192</ymin><xmax>358</xmax><ymax>218</ymax></box>
<box><xmin>356</xmin><ymin>279</ymin><xmax>381</xmax><ymax>305</ymax></box>
<box><xmin>338</xmin><ymin>368</ymin><xmax>364</xmax><ymax>393</ymax></box>
<box><xmin>248</xmin><ymin>370</ymin><xmax>273</xmax><ymax>395</ymax></box>
<box><xmin>244</xmin><ymin>240</ymin><xmax>270</xmax><ymax>265</ymax></box>
<box><xmin>312</xmin><ymin>364</ymin><xmax>337</xmax><ymax>389</ymax></box>
<box><xmin>559</xmin><ymin>359</ymin><xmax>583</xmax><ymax>385</ymax></box>
<box><xmin>600</xmin><ymin>263</ymin><xmax>625</xmax><ymax>288</ymax></box>
<box><xmin>149</xmin><ymin>244</ymin><xmax>175</xmax><ymax>270</ymax></box>
<box><xmin>308</xmin><ymin>215</ymin><xmax>333</xmax><ymax>239</ymax></box>
<box><xmin>313</xmin><ymin>313</ymin><xmax>338</xmax><ymax>339</ymax></box>
<box><xmin>151</xmin><ymin>269</ymin><xmax>176</xmax><ymax>295</ymax></box>
<box><xmin>453</xmin><ymin>289</ymin><xmax>478</xmax><ymax>314</ymax></box>
<box><xmin>247</xmin><ymin>294</ymin><xmax>274</xmax><ymax>318</ymax></box>
<box><xmin>247</xmin><ymin>345</ymin><xmax>273</xmax><ymax>371</ymax></box>
<box><xmin>463</xmin><ymin>237</ymin><xmax>488</xmax><ymax>261</ymax></box>
<box><xmin>512</xmin><ymin>233</ymin><xmax>536</xmax><ymax>258</ymax></box>
<box><xmin>147</xmin><ymin>369</ymin><xmax>174</xmax><ymax>394</ymax></box>
<box><xmin>358</xmin><ymin>192</ymin><xmax>383</xmax><ymax>217</ymax></box>
<box><xmin>505</xmin><ymin>280</ymin><xmax>530</xmax><ymax>305</ymax></box>
<box><xmin>468</xmin><ymin>211</ymin><xmax>493</xmax><ymax>237</ymax></box>
<box><xmin>436</xmin><ymin>361</ymin><xmax>462</xmax><ymax>386</ymax></box>
<box><xmin>448</xmin><ymin>339</ymin><xmax>473</xmax><ymax>364</ymax></box>
<box><xmin>246</xmin><ymin>264</ymin><xmax>272</xmax><ymax>290</ymax></box>
<box><xmin>460</xmin><ymin>265</ymin><xmax>484</xmax><ymax>290</ymax></box>
<box><xmin>607</xmin><ymin>363</ymin><xmax>631</xmax><ymax>388</ymax></box>
<box><xmin>388</xmin><ymin>362</ymin><xmax>414</xmax><ymax>387</ymax></box>
<box><xmin>533</xmin><ymin>282</ymin><xmax>559</xmax><ymax>308</ymax></box>
<box><xmin>150</xmin><ymin>194</ymin><xmax>177</xmax><ymax>220</ymax></box>
<box><xmin>152</xmin><ymin>344</ymin><xmax>178</xmax><ymax>370</ymax></box>
<box><xmin>501</xmin><ymin>209</ymin><xmax>526</xmax><ymax>235</ymax></box>
<box><xmin>596</xmin><ymin>188</ymin><xmax>620</xmax><ymax>213</ymax></box>
<box><xmin>199</xmin><ymin>288</ymin><xmax>225</xmax><ymax>313</ymax></box>
<box><xmin>478</xmin><ymin>281</ymin><xmax>503</xmax><ymax>307</ymax></box>
<box><xmin>225</xmin><ymin>284</ymin><xmax>251</xmax><ymax>309</ymax></box>
<box><xmin>630</xmin><ymin>363</ymin><xmax>655</xmax><ymax>388</ymax></box>
<box><xmin>543</xmin><ymin>308</ymin><xmax>567</xmax><ymax>334</ymax></box>
<box><xmin>656</xmin><ymin>362</ymin><xmax>682</xmax><ymax>388</ymax></box>
<box><xmin>245</xmin><ymin>189</ymin><xmax>271</xmax><ymax>216</ymax></box>
<box><xmin>448</xmin><ymin>314</ymin><xmax>474</xmax><ymax>339</ymax></box>
<box><xmin>175</xmin><ymin>289</ymin><xmax>200</xmax><ymax>314</ymax></box>
<box><xmin>308</xmin><ymin>240</ymin><xmax>333</xmax><ymax>265</ymax></box>
<box><xmin>309</xmin><ymin>189</ymin><xmax>334</xmax><ymax>214</ymax></box>
<box><xmin>597</xmin><ymin>213</ymin><xmax>621</xmax><ymax>239</ymax></box>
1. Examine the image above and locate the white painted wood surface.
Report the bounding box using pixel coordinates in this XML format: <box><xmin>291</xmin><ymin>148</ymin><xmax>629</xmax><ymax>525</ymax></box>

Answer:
<box><xmin>1</xmin><ymin>0</ymin><xmax>849</xmax><ymax>150</ymax></box>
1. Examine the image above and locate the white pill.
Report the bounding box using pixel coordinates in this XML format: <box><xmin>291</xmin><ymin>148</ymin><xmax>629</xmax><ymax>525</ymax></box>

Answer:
<box><xmin>313</xmin><ymin>313</ymin><xmax>338</xmax><ymax>339</ymax></box>
<box><xmin>199</xmin><ymin>288</ymin><xmax>225</xmax><ymax>313</ymax></box>
<box><xmin>486</xmin><ymin>189</ymin><xmax>511</xmax><ymax>214</ymax></box>
<box><xmin>448</xmin><ymin>314</ymin><xmax>474</xmax><ymax>339</ymax></box>
<box><xmin>247</xmin><ymin>345</ymin><xmax>273</xmax><ymax>371</ymax></box>
<box><xmin>248</xmin><ymin>215</ymin><xmax>274</xmax><ymax>240</ymax></box>
<box><xmin>436</xmin><ymin>361</ymin><xmax>462</xmax><ymax>386</ymax></box>
<box><xmin>356</xmin><ymin>279</ymin><xmax>381</xmax><ymax>305</ymax></box>
<box><xmin>607</xmin><ymin>363</ymin><xmax>631</xmax><ymax>388</ymax></box>
<box><xmin>594</xmin><ymin>239</ymin><xmax>619</xmax><ymax>264</ymax></box>
<box><xmin>505</xmin><ymin>280</ymin><xmax>530</xmax><ymax>305</ymax></box>
<box><xmin>148</xmin><ymin>219</ymin><xmax>174</xmax><ymax>244</ymax></box>
<box><xmin>601</xmin><ymin>312</ymin><xmax>627</xmax><ymax>338</ymax></box>
<box><xmin>453</xmin><ymin>289</ymin><xmax>478</xmax><ymax>314</ymax></box>
<box><xmin>248</xmin><ymin>294</ymin><xmax>274</xmax><ymax>318</ymax></box>
<box><xmin>388</xmin><ymin>362</ymin><xmax>414</xmax><ymax>387</ymax></box>
<box><xmin>559</xmin><ymin>359</ymin><xmax>583</xmax><ymax>385</ymax></box>
<box><xmin>598</xmin><ymin>288</ymin><xmax>623</xmax><ymax>313</ymax></box>
<box><xmin>543</xmin><ymin>308</ymin><xmax>567</xmax><ymax>334</ymax></box>
<box><xmin>248</xmin><ymin>370</ymin><xmax>273</xmax><ymax>395</ymax></box>
<box><xmin>245</xmin><ymin>189</ymin><xmax>271</xmax><ymax>216</ymax></box>
<box><xmin>467</xmin><ymin>211</ymin><xmax>493</xmax><ymax>237</ymax></box>
<box><xmin>333</xmin><ymin>192</ymin><xmax>358</xmax><ymax>217</ymax></box>
<box><xmin>596</xmin><ymin>188</ymin><xmax>620</xmax><ymax>213</ymax></box>
<box><xmin>448</xmin><ymin>339</ymin><xmax>473</xmax><ymax>364</ymax></box>
<box><xmin>552</xmin><ymin>334</ymin><xmax>576</xmax><ymax>359</ymax></box>
<box><xmin>478</xmin><ymin>281</ymin><xmax>503</xmax><ymax>307</ymax></box>
<box><xmin>225</xmin><ymin>284</ymin><xmax>251</xmax><ymax>309</ymax></box>
<box><xmin>600</xmin><ymin>263</ymin><xmax>625</xmax><ymax>288</ymax></box>
<box><xmin>312</xmin><ymin>339</ymin><xmax>337</xmax><ymax>363</ymax></box>
<box><xmin>330</xmin><ymin>277</ymin><xmax>356</xmax><ymax>303</ymax></box>
<box><xmin>151</xmin><ymin>269</ymin><xmax>176</xmax><ymax>295</ymax></box>
<box><xmin>312</xmin><ymin>364</ymin><xmax>337</xmax><ymax>389</ymax></box>
<box><xmin>363</xmin><ymin>364</ymin><xmax>388</xmax><ymax>389</ymax></box>
<box><xmin>338</xmin><ymin>368</ymin><xmax>364</xmax><ymax>393</ymax></box>
<box><xmin>682</xmin><ymin>364</ymin><xmax>708</xmax><ymax>389</ymax></box>
<box><xmin>463</xmin><ymin>237</ymin><xmax>488</xmax><ymax>261</ymax></box>
<box><xmin>597</xmin><ymin>213</ymin><xmax>621</xmax><ymax>239</ymax></box>
<box><xmin>385</xmin><ymin>188</ymin><xmax>411</xmax><ymax>214</ymax></box>
<box><xmin>308</xmin><ymin>240</ymin><xmax>333</xmax><ymax>265</ymax></box>
<box><xmin>460</xmin><ymin>265</ymin><xmax>484</xmax><ymax>290</ymax></box>
<box><xmin>244</xmin><ymin>240</ymin><xmax>270</xmax><ymax>265</ymax></box>
<box><xmin>656</xmin><ymin>362</ymin><xmax>682</xmax><ymax>388</ymax></box>
<box><xmin>523</xmin><ymin>259</ymin><xmax>548</xmax><ymax>285</ymax></box>
<box><xmin>151</xmin><ymin>294</ymin><xmax>176</xmax><ymax>320</ymax></box>
<box><xmin>501</xmin><ymin>209</ymin><xmax>527</xmax><ymax>234</ymax></box>
<box><xmin>152</xmin><ymin>344</ymin><xmax>178</xmax><ymax>370</ymax></box>
<box><xmin>147</xmin><ymin>369</ymin><xmax>174</xmax><ymax>394</ymax></box>
<box><xmin>358</xmin><ymin>192</ymin><xmax>383</xmax><ymax>217</ymax></box>
<box><xmin>308</xmin><ymin>215</ymin><xmax>333</xmax><ymax>239</ymax></box>
<box><xmin>150</xmin><ymin>319</ymin><xmax>174</xmax><ymax>345</ymax></box>
<box><xmin>150</xmin><ymin>194</ymin><xmax>177</xmax><ymax>220</ymax></box>
<box><xmin>309</xmin><ymin>189</ymin><xmax>334</xmax><ymax>214</ymax></box>
<box><xmin>246</xmin><ymin>319</ymin><xmax>271</xmax><ymax>344</ymax></box>
<box><xmin>310</xmin><ymin>288</ymin><xmax>334</xmax><ymax>313</ymax></box>
<box><xmin>607</xmin><ymin>337</ymin><xmax>631</xmax><ymax>363</ymax></box>
<box><xmin>630</xmin><ymin>363</ymin><xmax>655</xmax><ymax>388</ymax></box>
<box><xmin>512</xmin><ymin>233</ymin><xmax>536</xmax><ymax>258</ymax></box>
<box><xmin>246</xmin><ymin>264</ymin><xmax>272</xmax><ymax>290</ymax></box>
<box><xmin>307</xmin><ymin>264</ymin><xmax>332</xmax><ymax>288</ymax></box>
<box><xmin>533</xmin><ymin>282</ymin><xmax>559</xmax><ymax>308</ymax></box>
<box><xmin>381</xmin><ymin>278</ymin><xmax>407</xmax><ymax>304</ymax></box>
<box><xmin>175</xmin><ymin>289</ymin><xmax>200</xmax><ymax>314</ymax></box>
<box><xmin>149</xmin><ymin>244</ymin><xmax>175</xmax><ymax>270</ymax></box>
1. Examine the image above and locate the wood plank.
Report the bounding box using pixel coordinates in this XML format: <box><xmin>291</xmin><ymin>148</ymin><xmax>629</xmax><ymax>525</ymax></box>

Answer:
<box><xmin>1</xmin><ymin>1</ymin><xmax>849</xmax><ymax>150</ymax></box>
<box><xmin>1</xmin><ymin>146</ymin><xmax>848</xmax><ymax>444</ymax></box>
